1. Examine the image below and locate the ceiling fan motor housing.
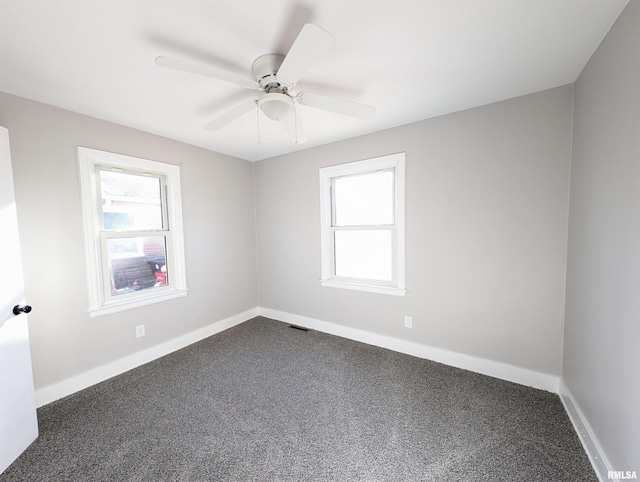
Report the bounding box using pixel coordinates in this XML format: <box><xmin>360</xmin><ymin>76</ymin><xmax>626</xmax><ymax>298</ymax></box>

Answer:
<box><xmin>252</xmin><ymin>53</ymin><xmax>285</xmax><ymax>89</ymax></box>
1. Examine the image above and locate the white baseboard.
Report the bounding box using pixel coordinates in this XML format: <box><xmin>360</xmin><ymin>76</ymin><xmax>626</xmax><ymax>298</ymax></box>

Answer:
<box><xmin>258</xmin><ymin>307</ymin><xmax>560</xmax><ymax>393</ymax></box>
<box><xmin>559</xmin><ymin>379</ymin><xmax>613</xmax><ymax>482</ymax></box>
<box><xmin>35</xmin><ymin>307</ymin><xmax>259</xmax><ymax>408</ymax></box>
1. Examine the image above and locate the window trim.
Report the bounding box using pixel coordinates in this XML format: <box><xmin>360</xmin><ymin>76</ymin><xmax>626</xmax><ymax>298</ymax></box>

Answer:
<box><xmin>319</xmin><ymin>153</ymin><xmax>406</xmax><ymax>297</ymax></box>
<box><xmin>78</xmin><ymin>147</ymin><xmax>187</xmax><ymax>317</ymax></box>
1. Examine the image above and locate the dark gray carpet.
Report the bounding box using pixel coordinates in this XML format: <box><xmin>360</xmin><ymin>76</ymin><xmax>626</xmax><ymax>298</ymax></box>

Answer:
<box><xmin>1</xmin><ymin>316</ymin><xmax>596</xmax><ymax>481</ymax></box>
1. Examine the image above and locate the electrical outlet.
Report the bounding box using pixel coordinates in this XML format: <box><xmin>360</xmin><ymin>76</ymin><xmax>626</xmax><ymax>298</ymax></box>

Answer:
<box><xmin>136</xmin><ymin>324</ymin><xmax>145</xmax><ymax>338</ymax></box>
<box><xmin>404</xmin><ymin>316</ymin><xmax>412</xmax><ymax>328</ymax></box>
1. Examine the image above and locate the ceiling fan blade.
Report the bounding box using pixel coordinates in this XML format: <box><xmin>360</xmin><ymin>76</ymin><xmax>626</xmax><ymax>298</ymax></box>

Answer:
<box><xmin>204</xmin><ymin>101</ymin><xmax>257</xmax><ymax>130</ymax></box>
<box><xmin>276</xmin><ymin>24</ymin><xmax>334</xmax><ymax>88</ymax></box>
<box><xmin>296</xmin><ymin>91</ymin><xmax>376</xmax><ymax>120</ymax></box>
<box><xmin>279</xmin><ymin>109</ymin><xmax>308</xmax><ymax>144</ymax></box>
<box><xmin>155</xmin><ymin>56</ymin><xmax>261</xmax><ymax>90</ymax></box>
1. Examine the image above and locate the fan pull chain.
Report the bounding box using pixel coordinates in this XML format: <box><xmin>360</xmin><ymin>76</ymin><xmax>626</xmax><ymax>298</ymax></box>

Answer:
<box><xmin>294</xmin><ymin>107</ymin><xmax>299</xmax><ymax>145</ymax></box>
<box><xmin>256</xmin><ymin>102</ymin><xmax>261</xmax><ymax>144</ymax></box>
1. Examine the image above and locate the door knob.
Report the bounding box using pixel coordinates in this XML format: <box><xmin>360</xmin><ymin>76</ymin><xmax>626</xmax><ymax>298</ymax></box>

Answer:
<box><xmin>12</xmin><ymin>305</ymin><xmax>32</xmax><ymax>316</ymax></box>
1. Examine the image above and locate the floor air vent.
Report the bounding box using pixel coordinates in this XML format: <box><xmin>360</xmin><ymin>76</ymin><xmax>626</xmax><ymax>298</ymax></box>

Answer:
<box><xmin>289</xmin><ymin>325</ymin><xmax>309</xmax><ymax>332</ymax></box>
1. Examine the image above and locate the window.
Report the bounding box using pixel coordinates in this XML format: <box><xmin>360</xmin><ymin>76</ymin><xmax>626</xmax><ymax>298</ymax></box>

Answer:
<box><xmin>319</xmin><ymin>153</ymin><xmax>406</xmax><ymax>296</ymax></box>
<box><xmin>78</xmin><ymin>147</ymin><xmax>187</xmax><ymax>317</ymax></box>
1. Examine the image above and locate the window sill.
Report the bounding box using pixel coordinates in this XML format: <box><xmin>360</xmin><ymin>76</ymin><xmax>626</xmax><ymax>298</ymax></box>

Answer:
<box><xmin>88</xmin><ymin>288</ymin><xmax>188</xmax><ymax>318</ymax></box>
<box><xmin>320</xmin><ymin>279</ymin><xmax>406</xmax><ymax>297</ymax></box>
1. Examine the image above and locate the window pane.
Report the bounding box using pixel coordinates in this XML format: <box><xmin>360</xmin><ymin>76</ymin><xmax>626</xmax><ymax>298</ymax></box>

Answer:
<box><xmin>100</xmin><ymin>170</ymin><xmax>163</xmax><ymax>230</ymax></box>
<box><xmin>334</xmin><ymin>230</ymin><xmax>392</xmax><ymax>281</ymax></box>
<box><xmin>334</xmin><ymin>170</ymin><xmax>393</xmax><ymax>226</ymax></box>
<box><xmin>107</xmin><ymin>236</ymin><xmax>167</xmax><ymax>295</ymax></box>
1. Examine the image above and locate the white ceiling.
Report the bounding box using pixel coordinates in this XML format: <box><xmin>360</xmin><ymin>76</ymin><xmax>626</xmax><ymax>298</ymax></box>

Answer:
<box><xmin>0</xmin><ymin>0</ymin><xmax>629</xmax><ymax>162</ymax></box>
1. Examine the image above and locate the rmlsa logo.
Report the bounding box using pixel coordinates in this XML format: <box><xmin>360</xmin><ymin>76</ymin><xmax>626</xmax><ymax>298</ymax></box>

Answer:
<box><xmin>609</xmin><ymin>471</ymin><xmax>638</xmax><ymax>480</ymax></box>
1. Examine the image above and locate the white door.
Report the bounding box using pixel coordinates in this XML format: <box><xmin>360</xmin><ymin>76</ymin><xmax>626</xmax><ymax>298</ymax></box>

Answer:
<box><xmin>0</xmin><ymin>126</ymin><xmax>38</xmax><ymax>474</ymax></box>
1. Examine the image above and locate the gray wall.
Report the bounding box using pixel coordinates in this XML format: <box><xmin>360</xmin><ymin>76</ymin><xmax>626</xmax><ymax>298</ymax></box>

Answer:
<box><xmin>254</xmin><ymin>85</ymin><xmax>573</xmax><ymax>376</ymax></box>
<box><xmin>0</xmin><ymin>92</ymin><xmax>259</xmax><ymax>390</ymax></box>
<box><xmin>564</xmin><ymin>0</ymin><xmax>640</xmax><ymax>470</ymax></box>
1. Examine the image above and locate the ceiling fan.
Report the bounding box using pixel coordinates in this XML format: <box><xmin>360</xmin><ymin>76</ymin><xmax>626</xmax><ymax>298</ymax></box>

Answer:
<box><xmin>155</xmin><ymin>23</ymin><xmax>376</xmax><ymax>144</ymax></box>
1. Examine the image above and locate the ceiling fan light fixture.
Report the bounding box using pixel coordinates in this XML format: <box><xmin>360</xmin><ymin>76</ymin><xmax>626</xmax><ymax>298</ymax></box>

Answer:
<box><xmin>259</xmin><ymin>93</ymin><xmax>294</xmax><ymax>121</ymax></box>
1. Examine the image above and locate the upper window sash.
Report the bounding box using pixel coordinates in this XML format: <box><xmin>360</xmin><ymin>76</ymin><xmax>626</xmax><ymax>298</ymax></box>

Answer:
<box><xmin>97</xmin><ymin>166</ymin><xmax>168</xmax><ymax>232</ymax></box>
<box><xmin>330</xmin><ymin>168</ymin><xmax>396</xmax><ymax>227</ymax></box>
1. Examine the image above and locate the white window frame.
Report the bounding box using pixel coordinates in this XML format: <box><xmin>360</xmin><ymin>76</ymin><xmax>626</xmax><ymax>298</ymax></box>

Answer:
<box><xmin>78</xmin><ymin>147</ymin><xmax>187</xmax><ymax>317</ymax></box>
<box><xmin>319</xmin><ymin>152</ymin><xmax>406</xmax><ymax>297</ymax></box>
